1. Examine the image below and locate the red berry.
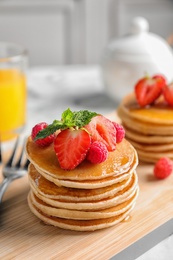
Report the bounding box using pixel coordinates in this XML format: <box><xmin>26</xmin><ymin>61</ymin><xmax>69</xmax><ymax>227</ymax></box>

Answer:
<box><xmin>85</xmin><ymin>115</ymin><xmax>116</xmax><ymax>151</ymax></box>
<box><xmin>87</xmin><ymin>141</ymin><xmax>108</xmax><ymax>164</ymax></box>
<box><xmin>154</xmin><ymin>157</ymin><xmax>173</xmax><ymax>179</ymax></box>
<box><xmin>135</xmin><ymin>74</ymin><xmax>166</xmax><ymax>107</ymax></box>
<box><xmin>54</xmin><ymin>128</ymin><xmax>91</xmax><ymax>170</ymax></box>
<box><xmin>31</xmin><ymin>122</ymin><xmax>55</xmax><ymax>147</ymax></box>
<box><xmin>112</xmin><ymin>122</ymin><xmax>125</xmax><ymax>143</ymax></box>
<box><xmin>163</xmin><ymin>82</ymin><xmax>173</xmax><ymax>106</ymax></box>
<box><xmin>152</xmin><ymin>74</ymin><xmax>167</xmax><ymax>85</ymax></box>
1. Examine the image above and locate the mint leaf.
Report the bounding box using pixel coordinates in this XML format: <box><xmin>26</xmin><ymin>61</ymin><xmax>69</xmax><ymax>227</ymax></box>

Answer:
<box><xmin>61</xmin><ymin>108</ymin><xmax>98</xmax><ymax>128</ymax></box>
<box><xmin>61</xmin><ymin>108</ymin><xmax>74</xmax><ymax>127</ymax></box>
<box><xmin>73</xmin><ymin>110</ymin><xmax>98</xmax><ymax>127</ymax></box>
<box><xmin>34</xmin><ymin>108</ymin><xmax>98</xmax><ymax>140</ymax></box>
<box><xmin>34</xmin><ymin>120</ymin><xmax>65</xmax><ymax>140</ymax></box>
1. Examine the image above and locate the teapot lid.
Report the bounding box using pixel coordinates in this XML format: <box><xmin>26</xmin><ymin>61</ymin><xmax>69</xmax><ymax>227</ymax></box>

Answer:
<box><xmin>108</xmin><ymin>17</ymin><xmax>172</xmax><ymax>58</ymax></box>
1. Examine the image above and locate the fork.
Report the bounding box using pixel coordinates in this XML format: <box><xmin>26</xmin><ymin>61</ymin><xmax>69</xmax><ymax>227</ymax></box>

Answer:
<box><xmin>0</xmin><ymin>138</ymin><xmax>29</xmax><ymax>204</ymax></box>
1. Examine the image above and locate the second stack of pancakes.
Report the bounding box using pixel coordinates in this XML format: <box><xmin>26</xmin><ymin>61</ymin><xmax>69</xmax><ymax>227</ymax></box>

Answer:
<box><xmin>26</xmin><ymin>136</ymin><xmax>139</xmax><ymax>231</ymax></box>
<box><xmin>118</xmin><ymin>93</ymin><xmax>173</xmax><ymax>163</ymax></box>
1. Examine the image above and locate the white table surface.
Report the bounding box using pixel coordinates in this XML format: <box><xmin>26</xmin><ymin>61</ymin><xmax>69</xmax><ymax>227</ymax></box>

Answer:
<box><xmin>22</xmin><ymin>65</ymin><xmax>173</xmax><ymax>259</ymax></box>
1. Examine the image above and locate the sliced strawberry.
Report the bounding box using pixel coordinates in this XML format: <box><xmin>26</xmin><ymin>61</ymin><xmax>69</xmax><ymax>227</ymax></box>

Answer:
<box><xmin>163</xmin><ymin>82</ymin><xmax>173</xmax><ymax>106</ymax></box>
<box><xmin>54</xmin><ymin>128</ymin><xmax>91</xmax><ymax>170</ymax></box>
<box><xmin>85</xmin><ymin>115</ymin><xmax>116</xmax><ymax>151</ymax></box>
<box><xmin>135</xmin><ymin>74</ymin><xmax>166</xmax><ymax>107</ymax></box>
<box><xmin>152</xmin><ymin>74</ymin><xmax>167</xmax><ymax>85</ymax></box>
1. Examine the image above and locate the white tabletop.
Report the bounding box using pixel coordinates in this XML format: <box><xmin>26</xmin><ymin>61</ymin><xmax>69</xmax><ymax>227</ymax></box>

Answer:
<box><xmin>26</xmin><ymin>65</ymin><xmax>173</xmax><ymax>260</ymax></box>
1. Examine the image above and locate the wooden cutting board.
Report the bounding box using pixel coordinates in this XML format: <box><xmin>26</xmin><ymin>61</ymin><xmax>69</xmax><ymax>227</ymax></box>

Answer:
<box><xmin>1</xmin><ymin>112</ymin><xmax>173</xmax><ymax>260</ymax></box>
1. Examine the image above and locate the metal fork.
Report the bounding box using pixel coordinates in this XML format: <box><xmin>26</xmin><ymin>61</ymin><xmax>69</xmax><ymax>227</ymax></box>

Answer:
<box><xmin>0</xmin><ymin>138</ymin><xmax>29</xmax><ymax>204</ymax></box>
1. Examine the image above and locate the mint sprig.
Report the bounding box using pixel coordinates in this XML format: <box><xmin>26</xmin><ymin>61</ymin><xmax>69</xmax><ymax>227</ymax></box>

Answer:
<box><xmin>35</xmin><ymin>108</ymin><xmax>98</xmax><ymax>140</ymax></box>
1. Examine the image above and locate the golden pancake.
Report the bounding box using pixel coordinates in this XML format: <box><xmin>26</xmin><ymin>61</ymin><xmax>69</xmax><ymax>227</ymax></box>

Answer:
<box><xmin>137</xmin><ymin>149</ymin><xmax>173</xmax><ymax>162</ymax></box>
<box><xmin>118</xmin><ymin>93</ymin><xmax>173</xmax><ymax>163</ymax></box>
<box><xmin>26</xmin><ymin>116</ymin><xmax>139</xmax><ymax>231</ymax></box>
<box><xmin>36</xmin><ymin>167</ymin><xmax>132</xmax><ymax>189</ymax></box>
<box><xmin>128</xmin><ymin>139</ymin><xmax>173</xmax><ymax>152</ymax></box>
<box><xmin>30</xmin><ymin>172</ymin><xmax>138</xmax><ymax>210</ymax></box>
<box><xmin>120</xmin><ymin>93</ymin><xmax>173</xmax><ymax>125</ymax></box>
<box><xmin>29</xmin><ymin>189</ymin><xmax>138</xmax><ymax>220</ymax></box>
<box><xmin>25</xmin><ymin>137</ymin><xmax>136</xmax><ymax>181</ymax></box>
<box><xmin>125</xmin><ymin>127</ymin><xmax>173</xmax><ymax>144</ymax></box>
<box><xmin>118</xmin><ymin>105</ymin><xmax>173</xmax><ymax>136</ymax></box>
<box><xmin>28</xmin><ymin>192</ymin><xmax>137</xmax><ymax>231</ymax></box>
<box><xmin>28</xmin><ymin>164</ymin><xmax>133</xmax><ymax>202</ymax></box>
<box><xmin>34</xmin><ymin>154</ymin><xmax>137</xmax><ymax>189</ymax></box>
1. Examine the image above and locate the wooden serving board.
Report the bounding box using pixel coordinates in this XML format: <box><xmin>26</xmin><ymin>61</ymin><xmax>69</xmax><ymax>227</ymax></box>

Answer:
<box><xmin>1</xmin><ymin>113</ymin><xmax>173</xmax><ymax>260</ymax></box>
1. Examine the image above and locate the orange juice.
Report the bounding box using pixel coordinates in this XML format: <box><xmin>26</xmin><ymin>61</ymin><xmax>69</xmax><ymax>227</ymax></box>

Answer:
<box><xmin>0</xmin><ymin>69</ymin><xmax>26</xmax><ymax>141</ymax></box>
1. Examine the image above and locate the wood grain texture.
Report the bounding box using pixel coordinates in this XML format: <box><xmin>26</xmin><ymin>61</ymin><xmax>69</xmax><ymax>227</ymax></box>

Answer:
<box><xmin>1</xmin><ymin>161</ymin><xmax>173</xmax><ymax>260</ymax></box>
<box><xmin>0</xmin><ymin>112</ymin><xmax>173</xmax><ymax>259</ymax></box>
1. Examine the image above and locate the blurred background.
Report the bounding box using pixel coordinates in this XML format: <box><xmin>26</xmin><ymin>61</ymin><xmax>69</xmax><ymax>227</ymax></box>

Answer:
<box><xmin>1</xmin><ymin>0</ymin><xmax>173</xmax><ymax>67</ymax></box>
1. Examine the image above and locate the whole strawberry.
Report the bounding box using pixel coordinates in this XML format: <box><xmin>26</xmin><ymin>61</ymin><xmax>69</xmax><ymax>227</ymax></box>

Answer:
<box><xmin>87</xmin><ymin>141</ymin><xmax>108</xmax><ymax>164</ymax></box>
<box><xmin>135</xmin><ymin>74</ymin><xmax>167</xmax><ymax>107</ymax></box>
<box><xmin>31</xmin><ymin>122</ymin><xmax>55</xmax><ymax>147</ymax></box>
<box><xmin>154</xmin><ymin>157</ymin><xmax>173</xmax><ymax>179</ymax></box>
<box><xmin>163</xmin><ymin>82</ymin><xmax>173</xmax><ymax>106</ymax></box>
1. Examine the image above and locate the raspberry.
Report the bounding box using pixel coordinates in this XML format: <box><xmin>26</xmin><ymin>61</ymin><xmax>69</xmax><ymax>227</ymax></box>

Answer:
<box><xmin>112</xmin><ymin>122</ymin><xmax>125</xmax><ymax>143</ymax></box>
<box><xmin>162</xmin><ymin>83</ymin><xmax>173</xmax><ymax>106</ymax></box>
<box><xmin>87</xmin><ymin>141</ymin><xmax>108</xmax><ymax>164</ymax></box>
<box><xmin>31</xmin><ymin>122</ymin><xmax>55</xmax><ymax>147</ymax></box>
<box><xmin>154</xmin><ymin>157</ymin><xmax>173</xmax><ymax>179</ymax></box>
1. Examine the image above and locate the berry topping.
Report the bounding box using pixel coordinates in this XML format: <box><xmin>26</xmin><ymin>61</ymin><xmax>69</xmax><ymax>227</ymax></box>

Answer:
<box><xmin>154</xmin><ymin>157</ymin><xmax>173</xmax><ymax>179</ymax></box>
<box><xmin>135</xmin><ymin>74</ymin><xmax>166</xmax><ymax>107</ymax></box>
<box><xmin>31</xmin><ymin>122</ymin><xmax>55</xmax><ymax>147</ymax></box>
<box><xmin>163</xmin><ymin>82</ymin><xmax>173</xmax><ymax>106</ymax></box>
<box><xmin>112</xmin><ymin>122</ymin><xmax>125</xmax><ymax>143</ymax></box>
<box><xmin>54</xmin><ymin>128</ymin><xmax>91</xmax><ymax>170</ymax></box>
<box><xmin>152</xmin><ymin>74</ymin><xmax>167</xmax><ymax>85</ymax></box>
<box><xmin>87</xmin><ymin>141</ymin><xmax>108</xmax><ymax>164</ymax></box>
<box><xmin>85</xmin><ymin>115</ymin><xmax>116</xmax><ymax>151</ymax></box>
<box><xmin>34</xmin><ymin>108</ymin><xmax>97</xmax><ymax>141</ymax></box>
<box><xmin>32</xmin><ymin>108</ymin><xmax>120</xmax><ymax>170</ymax></box>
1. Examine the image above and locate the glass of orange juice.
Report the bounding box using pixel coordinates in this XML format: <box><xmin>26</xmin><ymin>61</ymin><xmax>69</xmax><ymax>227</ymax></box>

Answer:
<box><xmin>0</xmin><ymin>42</ymin><xmax>28</xmax><ymax>141</ymax></box>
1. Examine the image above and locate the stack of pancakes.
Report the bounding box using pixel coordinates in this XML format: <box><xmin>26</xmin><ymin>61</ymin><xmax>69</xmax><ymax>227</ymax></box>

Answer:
<box><xmin>25</xmin><ymin>136</ymin><xmax>139</xmax><ymax>231</ymax></box>
<box><xmin>118</xmin><ymin>93</ymin><xmax>173</xmax><ymax>163</ymax></box>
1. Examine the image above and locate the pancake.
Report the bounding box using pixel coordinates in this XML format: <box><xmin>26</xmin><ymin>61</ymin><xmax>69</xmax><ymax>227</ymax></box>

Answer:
<box><xmin>120</xmin><ymin>93</ymin><xmax>173</xmax><ymax>125</ymax></box>
<box><xmin>28</xmin><ymin>189</ymin><xmax>138</xmax><ymax>220</ymax></box>
<box><xmin>28</xmin><ymin>164</ymin><xmax>133</xmax><ymax>202</ymax></box>
<box><xmin>33</xmin><ymin>151</ymin><xmax>138</xmax><ymax>189</ymax></box>
<box><xmin>25</xmin><ymin>137</ymin><xmax>136</xmax><ymax>181</ymax></box>
<box><xmin>26</xmin><ymin>130</ymin><xmax>139</xmax><ymax>231</ymax></box>
<box><xmin>30</xmin><ymin>171</ymin><xmax>138</xmax><ymax>210</ymax></box>
<box><xmin>35</xmin><ymin>167</ymin><xmax>133</xmax><ymax>189</ymax></box>
<box><xmin>118</xmin><ymin>105</ymin><xmax>173</xmax><ymax>136</ymax></box>
<box><xmin>125</xmin><ymin>127</ymin><xmax>173</xmax><ymax>144</ymax></box>
<box><xmin>118</xmin><ymin>93</ymin><xmax>173</xmax><ymax>163</ymax></box>
<box><xmin>28</xmin><ymin>193</ymin><xmax>136</xmax><ymax>231</ymax></box>
<box><xmin>128</xmin><ymin>139</ymin><xmax>173</xmax><ymax>152</ymax></box>
<box><xmin>137</xmin><ymin>149</ymin><xmax>173</xmax><ymax>162</ymax></box>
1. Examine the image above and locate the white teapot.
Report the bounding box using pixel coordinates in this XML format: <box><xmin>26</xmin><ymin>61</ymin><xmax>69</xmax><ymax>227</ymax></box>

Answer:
<box><xmin>101</xmin><ymin>17</ymin><xmax>173</xmax><ymax>102</ymax></box>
